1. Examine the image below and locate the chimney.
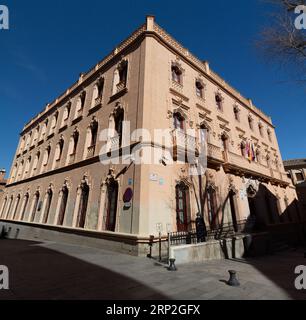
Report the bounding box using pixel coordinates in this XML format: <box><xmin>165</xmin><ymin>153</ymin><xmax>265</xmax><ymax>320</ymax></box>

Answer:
<box><xmin>146</xmin><ymin>15</ymin><xmax>155</xmax><ymax>31</ymax></box>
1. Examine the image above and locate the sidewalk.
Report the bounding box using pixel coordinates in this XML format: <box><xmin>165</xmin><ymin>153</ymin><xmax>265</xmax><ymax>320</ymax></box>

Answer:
<box><xmin>0</xmin><ymin>239</ymin><xmax>305</xmax><ymax>300</ymax></box>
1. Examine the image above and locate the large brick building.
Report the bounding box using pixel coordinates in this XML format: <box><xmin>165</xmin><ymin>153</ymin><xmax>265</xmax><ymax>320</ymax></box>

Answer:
<box><xmin>0</xmin><ymin>16</ymin><xmax>301</xmax><ymax>255</ymax></box>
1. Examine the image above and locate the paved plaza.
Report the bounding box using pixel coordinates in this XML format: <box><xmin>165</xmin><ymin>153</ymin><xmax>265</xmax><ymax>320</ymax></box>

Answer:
<box><xmin>0</xmin><ymin>239</ymin><xmax>305</xmax><ymax>300</ymax></box>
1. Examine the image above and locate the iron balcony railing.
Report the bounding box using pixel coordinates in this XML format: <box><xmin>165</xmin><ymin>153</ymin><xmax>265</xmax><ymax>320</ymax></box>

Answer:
<box><xmin>169</xmin><ymin>219</ymin><xmax>248</xmax><ymax>247</ymax></box>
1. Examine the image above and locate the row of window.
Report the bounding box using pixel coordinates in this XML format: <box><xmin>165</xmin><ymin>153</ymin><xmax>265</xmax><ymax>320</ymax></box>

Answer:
<box><xmin>11</xmin><ymin>108</ymin><xmax>125</xmax><ymax>183</ymax></box>
<box><xmin>18</xmin><ymin>60</ymin><xmax>129</xmax><ymax>155</ymax></box>
<box><xmin>0</xmin><ymin>178</ymin><xmax>119</xmax><ymax>232</ymax></box>
<box><xmin>171</xmin><ymin>62</ymin><xmax>273</xmax><ymax>142</ymax></box>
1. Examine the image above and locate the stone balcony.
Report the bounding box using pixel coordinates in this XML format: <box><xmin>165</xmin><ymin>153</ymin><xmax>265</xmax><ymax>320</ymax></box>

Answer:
<box><xmin>224</xmin><ymin>151</ymin><xmax>289</xmax><ymax>185</ymax></box>
<box><xmin>116</xmin><ymin>82</ymin><xmax>126</xmax><ymax>93</ymax></box>
<box><xmin>110</xmin><ymin>136</ymin><xmax>120</xmax><ymax>151</ymax></box>
<box><xmin>94</xmin><ymin>96</ymin><xmax>102</xmax><ymax>107</ymax></box>
<box><xmin>87</xmin><ymin>145</ymin><xmax>95</xmax><ymax>159</ymax></box>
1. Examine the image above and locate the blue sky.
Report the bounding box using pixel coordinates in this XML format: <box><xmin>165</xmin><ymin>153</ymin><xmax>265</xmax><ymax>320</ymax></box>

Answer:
<box><xmin>0</xmin><ymin>0</ymin><xmax>305</xmax><ymax>177</ymax></box>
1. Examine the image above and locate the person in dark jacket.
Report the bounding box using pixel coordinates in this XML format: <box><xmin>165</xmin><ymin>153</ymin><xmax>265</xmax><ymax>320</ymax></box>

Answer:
<box><xmin>196</xmin><ymin>213</ymin><xmax>207</xmax><ymax>243</ymax></box>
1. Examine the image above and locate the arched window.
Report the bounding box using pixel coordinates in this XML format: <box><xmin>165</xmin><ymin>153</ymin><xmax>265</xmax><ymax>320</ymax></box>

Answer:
<box><xmin>41</xmin><ymin>146</ymin><xmax>51</xmax><ymax>172</ymax></box>
<box><xmin>91</xmin><ymin>78</ymin><xmax>104</xmax><ymax>108</ymax></box>
<box><xmin>20</xmin><ymin>193</ymin><xmax>29</xmax><ymax>221</ymax></box>
<box><xmin>114</xmin><ymin>109</ymin><xmax>124</xmax><ymax>147</ymax></box>
<box><xmin>233</xmin><ymin>105</ymin><xmax>240</xmax><ymax>121</ymax></box>
<box><xmin>221</xmin><ymin>133</ymin><xmax>229</xmax><ymax>152</ymax></box>
<box><xmin>195</xmin><ymin>80</ymin><xmax>204</xmax><ymax>98</ymax></box>
<box><xmin>61</xmin><ymin>104</ymin><xmax>71</xmax><ymax>127</ymax></box>
<box><xmin>17</xmin><ymin>160</ymin><xmax>24</xmax><ymax>180</ymax></box>
<box><xmin>57</xmin><ymin>185</ymin><xmax>69</xmax><ymax>226</ymax></box>
<box><xmin>23</xmin><ymin>156</ymin><xmax>31</xmax><ymax>179</ymax></box>
<box><xmin>85</xmin><ymin>119</ymin><xmax>98</xmax><ymax>159</ymax></box>
<box><xmin>31</xmin><ymin>151</ymin><xmax>40</xmax><ymax>176</ymax></box>
<box><xmin>240</xmin><ymin>141</ymin><xmax>246</xmax><ymax>157</ymax></box>
<box><xmin>105</xmin><ymin>179</ymin><xmax>119</xmax><ymax>232</ymax></box>
<box><xmin>76</xmin><ymin>181</ymin><xmax>89</xmax><ymax>228</ymax></box>
<box><xmin>12</xmin><ymin>195</ymin><xmax>21</xmax><ymax>220</ymax></box>
<box><xmin>32</xmin><ymin>126</ymin><xmax>40</xmax><ymax>145</ymax></box>
<box><xmin>11</xmin><ymin>163</ymin><xmax>18</xmax><ymax>181</ymax></box>
<box><xmin>112</xmin><ymin>61</ymin><xmax>128</xmax><ymax>94</ymax></box>
<box><xmin>173</xmin><ymin>112</ymin><xmax>185</xmax><ymax>131</ymax></box>
<box><xmin>175</xmin><ymin>182</ymin><xmax>190</xmax><ymax>232</ymax></box>
<box><xmin>267</xmin><ymin>128</ymin><xmax>272</xmax><ymax>142</ymax></box>
<box><xmin>49</xmin><ymin>111</ymin><xmax>58</xmax><ymax>135</ymax></box>
<box><xmin>5</xmin><ymin>196</ymin><xmax>14</xmax><ymax>219</ymax></box>
<box><xmin>67</xmin><ymin>129</ymin><xmax>79</xmax><ymax>165</ymax></box>
<box><xmin>171</xmin><ymin>64</ymin><xmax>183</xmax><ymax>84</ymax></box>
<box><xmin>25</xmin><ymin>132</ymin><xmax>32</xmax><ymax>150</ymax></box>
<box><xmin>30</xmin><ymin>191</ymin><xmax>40</xmax><ymax>222</ymax></box>
<box><xmin>75</xmin><ymin>92</ymin><xmax>86</xmax><ymax>118</ymax></box>
<box><xmin>248</xmin><ymin>115</ymin><xmax>254</xmax><ymax>130</ymax></box>
<box><xmin>200</xmin><ymin>122</ymin><xmax>210</xmax><ymax>144</ymax></box>
<box><xmin>215</xmin><ymin>93</ymin><xmax>223</xmax><ymax>111</ymax></box>
<box><xmin>52</xmin><ymin>138</ymin><xmax>64</xmax><ymax>169</ymax></box>
<box><xmin>258</xmin><ymin>122</ymin><xmax>263</xmax><ymax>137</ymax></box>
<box><xmin>42</xmin><ymin>188</ymin><xmax>53</xmax><ymax>224</ymax></box>
<box><xmin>19</xmin><ymin>136</ymin><xmax>26</xmax><ymax>153</ymax></box>
<box><xmin>40</xmin><ymin>120</ymin><xmax>48</xmax><ymax>140</ymax></box>
<box><xmin>207</xmin><ymin>186</ymin><xmax>218</xmax><ymax>229</ymax></box>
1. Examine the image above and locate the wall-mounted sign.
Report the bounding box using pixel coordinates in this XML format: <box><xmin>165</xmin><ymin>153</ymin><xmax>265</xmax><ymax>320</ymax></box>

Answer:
<box><xmin>150</xmin><ymin>173</ymin><xmax>158</xmax><ymax>181</ymax></box>
<box><xmin>123</xmin><ymin>188</ymin><xmax>133</xmax><ymax>203</ymax></box>
<box><xmin>128</xmin><ymin>178</ymin><xmax>133</xmax><ymax>186</ymax></box>
<box><xmin>159</xmin><ymin>178</ymin><xmax>165</xmax><ymax>186</ymax></box>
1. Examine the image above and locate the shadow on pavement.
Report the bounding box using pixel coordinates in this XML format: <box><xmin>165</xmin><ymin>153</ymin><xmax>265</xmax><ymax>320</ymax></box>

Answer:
<box><xmin>0</xmin><ymin>239</ymin><xmax>169</xmax><ymax>300</ymax></box>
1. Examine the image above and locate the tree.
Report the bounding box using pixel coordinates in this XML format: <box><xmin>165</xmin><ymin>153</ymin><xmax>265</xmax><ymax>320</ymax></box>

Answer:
<box><xmin>259</xmin><ymin>0</ymin><xmax>306</xmax><ymax>80</ymax></box>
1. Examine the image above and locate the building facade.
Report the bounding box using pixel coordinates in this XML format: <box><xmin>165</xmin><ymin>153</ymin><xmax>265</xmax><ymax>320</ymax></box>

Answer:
<box><xmin>284</xmin><ymin>159</ymin><xmax>306</xmax><ymax>216</ymax></box>
<box><xmin>0</xmin><ymin>16</ymin><xmax>301</xmax><ymax>254</ymax></box>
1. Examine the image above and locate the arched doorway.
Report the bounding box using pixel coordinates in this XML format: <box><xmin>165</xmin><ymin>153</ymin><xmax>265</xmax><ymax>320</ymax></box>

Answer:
<box><xmin>76</xmin><ymin>181</ymin><xmax>89</xmax><ymax>228</ymax></box>
<box><xmin>105</xmin><ymin>180</ymin><xmax>119</xmax><ymax>232</ymax></box>
<box><xmin>20</xmin><ymin>193</ymin><xmax>29</xmax><ymax>221</ymax></box>
<box><xmin>43</xmin><ymin>188</ymin><xmax>53</xmax><ymax>224</ymax></box>
<box><xmin>207</xmin><ymin>185</ymin><xmax>218</xmax><ymax>229</ymax></box>
<box><xmin>12</xmin><ymin>195</ymin><xmax>21</xmax><ymax>220</ymax></box>
<box><xmin>175</xmin><ymin>182</ymin><xmax>190</xmax><ymax>232</ymax></box>
<box><xmin>58</xmin><ymin>186</ymin><xmax>69</xmax><ymax>226</ymax></box>
<box><xmin>31</xmin><ymin>191</ymin><xmax>40</xmax><ymax>222</ymax></box>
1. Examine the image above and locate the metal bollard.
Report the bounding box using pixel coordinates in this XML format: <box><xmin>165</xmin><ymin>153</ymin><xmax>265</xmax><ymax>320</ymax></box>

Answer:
<box><xmin>168</xmin><ymin>258</ymin><xmax>177</xmax><ymax>271</ymax></box>
<box><xmin>227</xmin><ymin>270</ymin><xmax>240</xmax><ymax>287</ymax></box>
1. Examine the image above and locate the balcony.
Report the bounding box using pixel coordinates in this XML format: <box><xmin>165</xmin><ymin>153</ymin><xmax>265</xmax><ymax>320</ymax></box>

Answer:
<box><xmin>87</xmin><ymin>145</ymin><xmax>95</xmax><ymax>158</ymax></box>
<box><xmin>207</xmin><ymin>143</ymin><xmax>224</xmax><ymax>163</ymax></box>
<box><xmin>224</xmin><ymin>151</ymin><xmax>289</xmax><ymax>185</ymax></box>
<box><xmin>116</xmin><ymin>81</ymin><xmax>126</xmax><ymax>93</ymax></box>
<box><xmin>171</xmin><ymin>80</ymin><xmax>183</xmax><ymax>94</ymax></box>
<box><xmin>94</xmin><ymin>96</ymin><xmax>102</xmax><ymax>107</ymax></box>
<box><xmin>109</xmin><ymin>136</ymin><xmax>120</xmax><ymax>151</ymax></box>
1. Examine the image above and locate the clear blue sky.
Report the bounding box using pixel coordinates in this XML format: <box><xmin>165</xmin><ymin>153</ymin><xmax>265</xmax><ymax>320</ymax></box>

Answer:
<box><xmin>0</xmin><ymin>0</ymin><xmax>305</xmax><ymax>177</ymax></box>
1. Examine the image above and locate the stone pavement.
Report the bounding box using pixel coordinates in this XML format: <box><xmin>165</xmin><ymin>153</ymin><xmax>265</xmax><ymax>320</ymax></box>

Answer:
<box><xmin>0</xmin><ymin>239</ymin><xmax>305</xmax><ymax>300</ymax></box>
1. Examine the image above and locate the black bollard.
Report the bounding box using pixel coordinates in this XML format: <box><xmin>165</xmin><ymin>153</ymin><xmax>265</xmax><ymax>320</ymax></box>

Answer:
<box><xmin>227</xmin><ymin>270</ymin><xmax>240</xmax><ymax>287</ymax></box>
<box><xmin>168</xmin><ymin>258</ymin><xmax>177</xmax><ymax>271</ymax></box>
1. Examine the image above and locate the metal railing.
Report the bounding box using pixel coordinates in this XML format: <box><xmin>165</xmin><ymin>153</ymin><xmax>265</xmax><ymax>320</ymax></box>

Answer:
<box><xmin>169</xmin><ymin>219</ymin><xmax>248</xmax><ymax>247</ymax></box>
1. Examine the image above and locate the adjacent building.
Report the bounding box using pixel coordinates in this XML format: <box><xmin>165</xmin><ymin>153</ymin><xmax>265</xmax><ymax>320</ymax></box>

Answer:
<box><xmin>0</xmin><ymin>169</ymin><xmax>7</xmax><ymax>202</ymax></box>
<box><xmin>0</xmin><ymin>16</ymin><xmax>301</xmax><ymax>255</ymax></box>
<box><xmin>284</xmin><ymin>159</ymin><xmax>306</xmax><ymax>216</ymax></box>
